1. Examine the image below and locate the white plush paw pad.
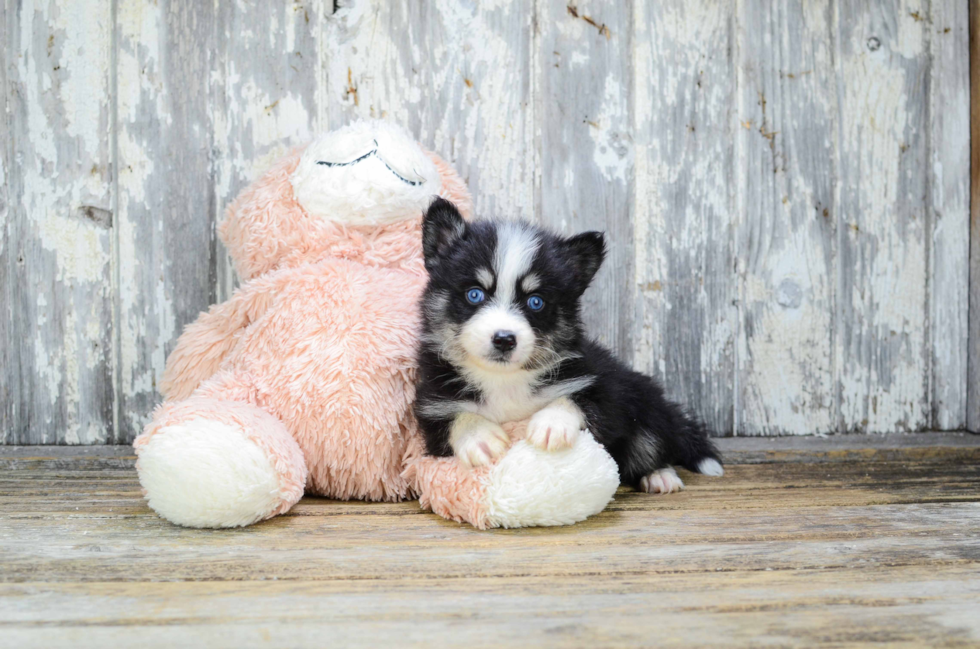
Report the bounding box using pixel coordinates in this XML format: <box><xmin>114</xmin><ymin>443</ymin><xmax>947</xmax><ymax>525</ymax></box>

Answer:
<box><xmin>698</xmin><ymin>458</ymin><xmax>724</xmax><ymax>477</ymax></box>
<box><xmin>526</xmin><ymin>407</ymin><xmax>583</xmax><ymax>451</ymax></box>
<box><xmin>483</xmin><ymin>434</ymin><xmax>620</xmax><ymax>528</ymax></box>
<box><xmin>640</xmin><ymin>467</ymin><xmax>685</xmax><ymax>494</ymax></box>
<box><xmin>137</xmin><ymin>418</ymin><xmax>282</xmax><ymax>528</ymax></box>
<box><xmin>456</xmin><ymin>420</ymin><xmax>510</xmax><ymax>469</ymax></box>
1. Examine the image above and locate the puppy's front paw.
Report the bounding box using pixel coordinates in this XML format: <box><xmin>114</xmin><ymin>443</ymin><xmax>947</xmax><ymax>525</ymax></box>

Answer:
<box><xmin>526</xmin><ymin>399</ymin><xmax>584</xmax><ymax>451</ymax></box>
<box><xmin>452</xmin><ymin>415</ymin><xmax>510</xmax><ymax>470</ymax></box>
<box><xmin>640</xmin><ymin>467</ymin><xmax>685</xmax><ymax>494</ymax></box>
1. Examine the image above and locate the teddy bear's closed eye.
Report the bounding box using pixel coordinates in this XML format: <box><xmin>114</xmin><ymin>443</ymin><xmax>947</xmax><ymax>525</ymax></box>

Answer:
<box><xmin>289</xmin><ymin>122</ymin><xmax>440</xmax><ymax>226</ymax></box>
<box><xmin>316</xmin><ymin>146</ymin><xmax>425</xmax><ymax>187</ymax></box>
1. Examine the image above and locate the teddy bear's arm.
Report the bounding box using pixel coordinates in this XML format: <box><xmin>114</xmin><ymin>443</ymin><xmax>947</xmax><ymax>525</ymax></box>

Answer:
<box><xmin>159</xmin><ymin>283</ymin><xmax>276</xmax><ymax>401</ymax></box>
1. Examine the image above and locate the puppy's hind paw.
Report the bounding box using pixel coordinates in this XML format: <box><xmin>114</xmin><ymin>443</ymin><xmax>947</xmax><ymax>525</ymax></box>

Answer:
<box><xmin>640</xmin><ymin>467</ymin><xmax>685</xmax><ymax>494</ymax></box>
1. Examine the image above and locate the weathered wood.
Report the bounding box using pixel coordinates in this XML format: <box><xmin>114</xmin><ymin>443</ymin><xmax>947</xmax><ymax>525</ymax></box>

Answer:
<box><xmin>715</xmin><ymin>430</ymin><xmax>980</xmax><ymax>460</ymax></box>
<box><xmin>2</xmin><ymin>475</ymin><xmax>980</xmax><ymax>583</ymax></box>
<box><xmin>0</xmin><ymin>567</ymin><xmax>977</xmax><ymax>647</ymax></box>
<box><xmin>632</xmin><ymin>1</ymin><xmax>736</xmax><ymax>436</ymax></box>
<box><xmin>114</xmin><ymin>0</ymin><xmax>220</xmax><ymax>441</ymax></box>
<box><xmin>1</xmin><ymin>0</ymin><xmax>115</xmax><ymax>444</ymax></box>
<box><xmin>2</xmin><ymin>566</ymin><xmax>978</xmax><ymax>649</ymax></box>
<box><xmin>0</xmin><ymin>0</ymin><xmax>974</xmax><ymax>442</ymax></box>
<box><xmin>4</xmin><ymin>452</ymin><xmax>980</xmax><ymax>521</ymax></box>
<box><xmin>536</xmin><ymin>0</ymin><xmax>634</xmax><ymax>359</ymax></box>
<box><xmin>735</xmin><ymin>0</ymin><xmax>837</xmax><ymax>435</ymax></box>
<box><xmin>5</xmin><ymin>429</ymin><xmax>979</xmax><ymax>465</ymax></box>
<box><xmin>0</xmin><ymin>1</ymin><xmax>9</xmax><ymax>442</ymax></box>
<box><xmin>969</xmin><ymin>0</ymin><xmax>980</xmax><ymax>433</ymax></box>
<box><xmin>0</xmin><ymin>444</ymin><xmax>978</xmax><ymax>646</ymax></box>
<box><xmin>321</xmin><ymin>0</ymin><xmax>536</xmax><ymax>218</ymax></box>
<box><xmin>929</xmin><ymin>0</ymin><xmax>970</xmax><ymax>430</ymax></box>
<box><xmin>835</xmin><ymin>0</ymin><xmax>931</xmax><ymax>432</ymax></box>
<box><xmin>211</xmin><ymin>0</ymin><xmax>323</xmax><ymax>303</ymax></box>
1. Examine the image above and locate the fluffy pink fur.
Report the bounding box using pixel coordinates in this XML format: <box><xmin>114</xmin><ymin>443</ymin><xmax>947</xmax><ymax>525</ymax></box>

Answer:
<box><xmin>404</xmin><ymin>421</ymin><xmax>529</xmax><ymax>529</ymax></box>
<box><xmin>137</xmin><ymin>143</ymin><xmax>498</xmax><ymax>526</ymax></box>
<box><xmin>217</xmin><ymin>149</ymin><xmax>472</xmax><ymax>283</ymax></box>
<box><xmin>404</xmin><ymin>458</ymin><xmax>490</xmax><ymax>528</ymax></box>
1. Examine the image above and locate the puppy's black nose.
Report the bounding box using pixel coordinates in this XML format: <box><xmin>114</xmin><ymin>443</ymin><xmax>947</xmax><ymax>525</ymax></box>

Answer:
<box><xmin>492</xmin><ymin>331</ymin><xmax>517</xmax><ymax>353</ymax></box>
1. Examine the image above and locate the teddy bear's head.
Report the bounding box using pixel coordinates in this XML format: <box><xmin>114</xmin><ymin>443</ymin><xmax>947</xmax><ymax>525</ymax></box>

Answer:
<box><xmin>219</xmin><ymin>121</ymin><xmax>472</xmax><ymax>281</ymax></box>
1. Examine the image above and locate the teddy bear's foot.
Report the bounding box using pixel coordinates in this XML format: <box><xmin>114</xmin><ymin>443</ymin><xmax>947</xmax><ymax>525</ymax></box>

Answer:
<box><xmin>408</xmin><ymin>430</ymin><xmax>620</xmax><ymax>529</ymax></box>
<box><xmin>135</xmin><ymin>398</ymin><xmax>308</xmax><ymax>528</ymax></box>
<box><xmin>481</xmin><ymin>434</ymin><xmax>619</xmax><ymax>528</ymax></box>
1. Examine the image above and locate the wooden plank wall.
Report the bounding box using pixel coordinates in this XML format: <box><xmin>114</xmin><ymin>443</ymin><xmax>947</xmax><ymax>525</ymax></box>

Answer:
<box><xmin>0</xmin><ymin>0</ymin><xmax>972</xmax><ymax>444</ymax></box>
<box><xmin>2</xmin><ymin>0</ymin><xmax>115</xmax><ymax>444</ymax></box>
<box><xmin>969</xmin><ymin>0</ymin><xmax>980</xmax><ymax>433</ymax></box>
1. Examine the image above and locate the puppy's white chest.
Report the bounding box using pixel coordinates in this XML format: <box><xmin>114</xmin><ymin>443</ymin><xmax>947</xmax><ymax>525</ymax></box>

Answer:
<box><xmin>468</xmin><ymin>371</ymin><xmax>547</xmax><ymax>423</ymax></box>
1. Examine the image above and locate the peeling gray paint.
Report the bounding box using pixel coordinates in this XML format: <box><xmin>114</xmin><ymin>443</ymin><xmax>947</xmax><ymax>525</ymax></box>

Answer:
<box><xmin>537</xmin><ymin>0</ymin><xmax>634</xmax><ymax>360</ymax></box>
<box><xmin>2</xmin><ymin>0</ymin><xmax>114</xmax><ymax>445</ymax></box>
<box><xmin>0</xmin><ymin>0</ymin><xmax>971</xmax><ymax>443</ymax></box>
<box><xmin>632</xmin><ymin>0</ymin><xmax>737</xmax><ymax>436</ymax></box>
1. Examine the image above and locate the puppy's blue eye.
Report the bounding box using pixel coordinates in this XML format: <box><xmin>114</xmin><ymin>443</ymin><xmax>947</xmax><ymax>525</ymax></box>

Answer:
<box><xmin>527</xmin><ymin>295</ymin><xmax>545</xmax><ymax>311</ymax></box>
<box><xmin>466</xmin><ymin>288</ymin><xmax>486</xmax><ymax>305</ymax></box>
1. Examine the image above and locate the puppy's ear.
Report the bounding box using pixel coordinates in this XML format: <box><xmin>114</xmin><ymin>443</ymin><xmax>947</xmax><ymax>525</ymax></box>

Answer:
<box><xmin>561</xmin><ymin>231</ymin><xmax>606</xmax><ymax>294</ymax></box>
<box><xmin>422</xmin><ymin>197</ymin><xmax>467</xmax><ymax>270</ymax></box>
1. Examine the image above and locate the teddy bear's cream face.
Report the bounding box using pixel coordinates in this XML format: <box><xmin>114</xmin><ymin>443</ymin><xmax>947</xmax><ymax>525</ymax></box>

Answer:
<box><xmin>290</xmin><ymin>120</ymin><xmax>443</xmax><ymax>226</ymax></box>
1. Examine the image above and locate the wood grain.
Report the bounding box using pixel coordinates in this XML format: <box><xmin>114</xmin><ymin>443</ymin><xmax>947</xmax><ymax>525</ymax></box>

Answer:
<box><xmin>0</xmin><ymin>442</ymin><xmax>978</xmax><ymax>647</ymax></box>
<box><xmin>3</xmin><ymin>453</ymin><xmax>980</xmax><ymax>519</ymax></box>
<box><xmin>1</xmin><ymin>0</ymin><xmax>115</xmax><ymax>444</ymax></box>
<box><xmin>114</xmin><ymin>1</ymin><xmax>220</xmax><ymax>441</ymax></box>
<box><xmin>1</xmin><ymin>567</ymin><xmax>978</xmax><ymax>649</ymax></box>
<box><xmin>0</xmin><ymin>0</ymin><xmax>9</xmax><ymax>442</ymax></box>
<box><xmin>0</xmin><ymin>0</ymin><xmax>974</xmax><ymax>442</ymax></box>
<box><xmin>969</xmin><ymin>0</ymin><xmax>980</xmax><ymax>433</ymax></box>
<box><xmin>321</xmin><ymin>0</ymin><xmax>536</xmax><ymax>219</ymax></box>
<box><xmin>929</xmin><ymin>0</ymin><xmax>970</xmax><ymax>430</ymax></box>
<box><xmin>536</xmin><ymin>0</ymin><xmax>634</xmax><ymax>359</ymax></box>
<box><xmin>632</xmin><ymin>1</ymin><xmax>737</xmax><ymax>436</ymax></box>
<box><xmin>212</xmin><ymin>0</ymin><xmax>323</xmax><ymax>302</ymax></box>
<box><xmin>735</xmin><ymin>0</ymin><xmax>837</xmax><ymax>435</ymax></box>
<box><xmin>835</xmin><ymin>0</ymin><xmax>931</xmax><ymax>433</ymax></box>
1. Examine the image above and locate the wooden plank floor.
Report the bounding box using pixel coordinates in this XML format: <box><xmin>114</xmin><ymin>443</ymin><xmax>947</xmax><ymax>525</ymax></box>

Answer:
<box><xmin>1</xmin><ymin>434</ymin><xmax>979</xmax><ymax>648</ymax></box>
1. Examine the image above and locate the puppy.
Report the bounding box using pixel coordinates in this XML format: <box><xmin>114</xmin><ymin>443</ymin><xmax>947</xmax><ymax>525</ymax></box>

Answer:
<box><xmin>414</xmin><ymin>198</ymin><xmax>724</xmax><ymax>493</ymax></box>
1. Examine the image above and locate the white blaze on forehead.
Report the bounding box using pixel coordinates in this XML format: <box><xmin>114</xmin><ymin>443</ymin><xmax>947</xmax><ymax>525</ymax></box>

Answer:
<box><xmin>494</xmin><ymin>223</ymin><xmax>539</xmax><ymax>305</ymax></box>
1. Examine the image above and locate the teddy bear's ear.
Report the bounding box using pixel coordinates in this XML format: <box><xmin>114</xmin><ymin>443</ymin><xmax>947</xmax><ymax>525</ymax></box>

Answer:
<box><xmin>422</xmin><ymin>197</ymin><xmax>467</xmax><ymax>270</ymax></box>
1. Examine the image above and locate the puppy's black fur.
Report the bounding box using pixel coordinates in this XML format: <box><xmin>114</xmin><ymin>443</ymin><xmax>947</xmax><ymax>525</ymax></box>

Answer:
<box><xmin>415</xmin><ymin>197</ymin><xmax>722</xmax><ymax>487</ymax></box>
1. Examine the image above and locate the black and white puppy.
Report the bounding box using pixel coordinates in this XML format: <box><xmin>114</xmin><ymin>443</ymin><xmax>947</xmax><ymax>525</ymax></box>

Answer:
<box><xmin>414</xmin><ymin>198</ymin><xmax>723</xmax><ymax>493</ymax></box>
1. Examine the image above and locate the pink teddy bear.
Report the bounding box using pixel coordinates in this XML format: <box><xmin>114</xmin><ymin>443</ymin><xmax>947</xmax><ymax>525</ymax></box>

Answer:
<box><xmin>133</xmin><ymin>121</ymin><xmax>619</xmax><ymax>529</ymax></box>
